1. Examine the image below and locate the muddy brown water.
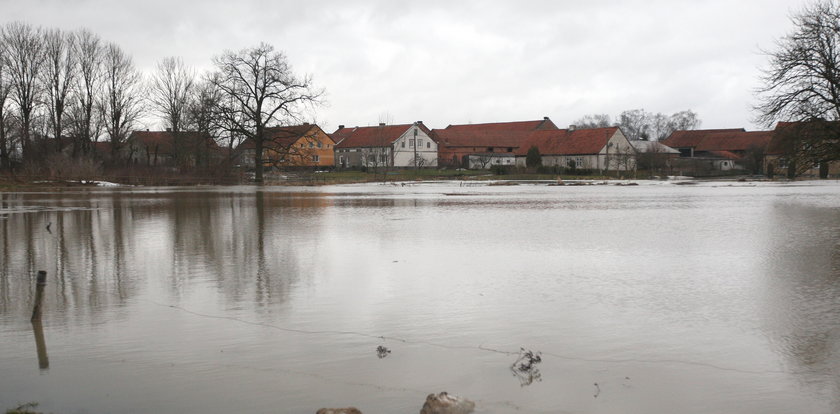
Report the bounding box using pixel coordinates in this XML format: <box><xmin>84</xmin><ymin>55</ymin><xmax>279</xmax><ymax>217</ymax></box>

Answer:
<box><xmin>1</xmin><ymin>181</ymin><xmax>839</xmax><ymax>413</ymax></box>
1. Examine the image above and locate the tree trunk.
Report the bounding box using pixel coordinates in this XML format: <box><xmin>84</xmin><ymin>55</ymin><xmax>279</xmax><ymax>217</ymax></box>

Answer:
<box><xmin>787</xmin><ymin>160</ymin><xmax>796</xmax><ymax>179</ymax></box>
<box><xmin>819</xmin><ymin>161</ymin><xmax>829</xmax><ymax>179</ymax></box>
<box><xmin>254</xmin><ymin>138</ymin><xmax>264</xmax><ymax>183</ymax></box>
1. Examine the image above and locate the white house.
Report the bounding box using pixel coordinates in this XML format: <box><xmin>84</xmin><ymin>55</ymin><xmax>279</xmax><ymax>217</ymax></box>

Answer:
<box><xmin>332</xmin><ymin>122</ymin><xmax>436</xmax><ymax>168</ymax></box>
<box><xmin>515</xmin><ymin>126</ymin><xmax>637</xmax><ymax>171</ymax></box>
<box><xmin>392</xmin><ymin>123</ymin><xmax>437</xmax><ymax>167</ymax></box>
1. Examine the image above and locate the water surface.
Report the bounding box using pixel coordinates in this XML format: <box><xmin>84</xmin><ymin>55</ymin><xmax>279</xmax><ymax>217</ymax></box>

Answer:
<box><xmin>1</xmin><ymin>181</ymin><xmax>839</xmax><ymax>413</ymax></box>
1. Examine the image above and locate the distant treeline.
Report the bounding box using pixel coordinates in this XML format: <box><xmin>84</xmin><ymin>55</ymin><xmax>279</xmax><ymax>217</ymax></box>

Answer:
<box><xmin>0</xmin><ymin>21</ymin><xmax>321</xmax><ymax>182</ymax></box>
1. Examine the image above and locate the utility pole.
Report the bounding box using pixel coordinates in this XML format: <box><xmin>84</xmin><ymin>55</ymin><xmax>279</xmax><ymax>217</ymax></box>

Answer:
<box><xmin>413</xmin><ymin>124</ymin><xmax>418</xmax><ymax>169</ymax></box>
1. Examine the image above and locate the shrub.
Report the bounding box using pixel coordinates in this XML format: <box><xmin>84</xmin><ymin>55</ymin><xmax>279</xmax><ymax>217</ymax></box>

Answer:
<box><xmin>490</xmin><ymin>164</ymin><xmax>510</xmax><ymax>175</ymax></box>
<box><xmin>526</xmin><ymin>146</ymin><xmax>542</xmax><ymax>168</ymax></box>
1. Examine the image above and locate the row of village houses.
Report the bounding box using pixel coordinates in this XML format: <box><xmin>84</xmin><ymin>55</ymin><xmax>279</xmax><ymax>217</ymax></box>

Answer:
<box><xmin>120</xmin><ymin>117</ymin><xmax>839</xmax><ymax>177</ymax></box>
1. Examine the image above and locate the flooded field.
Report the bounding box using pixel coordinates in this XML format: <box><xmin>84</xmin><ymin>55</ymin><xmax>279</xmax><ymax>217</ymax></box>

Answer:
<box><xmin>1</xmin><ymin>180</ymin><xmax>839</xmax><ymax>413</ymax></box>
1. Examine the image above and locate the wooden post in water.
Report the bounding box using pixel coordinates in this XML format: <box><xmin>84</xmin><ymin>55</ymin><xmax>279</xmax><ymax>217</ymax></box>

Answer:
<box><xmin>31</xmin><ymin>270</ymin><xmax>49</xmax><ymax>370</ymax></box>
<box><xmin>32</xmin><ymin>318</ymin><xmax>50</xmax><ymax>370</ymax></box>
<box><xmin>31</xmin><ymin>271</ymin><xmax>47</xmax><ymax>322</ymax></box>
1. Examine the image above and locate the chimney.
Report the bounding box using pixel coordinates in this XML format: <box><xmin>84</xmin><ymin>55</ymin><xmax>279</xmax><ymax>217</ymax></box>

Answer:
<box><xmin>544</xmin><ymin>116</ymin><xmax>549</xmax><ymax>120</ymax></box>
<box><xmin>379</xmin><ymin>122</ymin><xmax>385</xmax><ymax>127</ymax></box>
<box><xmin>338</xmin><ymin>124</ymin><xmax>345</xmax><ymax>129</ymax></box>
<box><xmin>303</xmin><ymin>122</ymin><xmax>310</xmax><ymax>126</ymax></box>
<box><xmin>166</xmin><ymin>127</ymin><xmax>172</xmax><ymax>132</ymax></box>
<box><xmin>568</xmin><ymin>124</ymin><xmax>577</xmax><ymax>131</ymax></box>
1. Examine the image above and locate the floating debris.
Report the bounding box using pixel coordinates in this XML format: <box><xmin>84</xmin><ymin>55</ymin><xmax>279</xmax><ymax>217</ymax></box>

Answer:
<box><xmin>376</xmin><ymin>345</ymin><xmax>391</xmax><ymax>359</ymax></box>
<box><xmin>510</xmin><ymin>348</ymin><xmax>542</xmax><ymax>386</ymax></box>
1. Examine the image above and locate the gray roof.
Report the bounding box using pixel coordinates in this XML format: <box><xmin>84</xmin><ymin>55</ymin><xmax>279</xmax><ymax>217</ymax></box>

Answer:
<box><xmin>630</xmin><ymin>140</ymin><xmax>680</xmax><ymax>154</ymax></box>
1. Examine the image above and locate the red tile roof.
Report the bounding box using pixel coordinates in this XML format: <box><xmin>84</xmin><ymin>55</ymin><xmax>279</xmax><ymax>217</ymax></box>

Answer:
<box><xmin>766</xmin><ymin>120</ymin><xmax>840</xmax><ymax>155</ymax></box>
<box><xmin>515</xmin><ymin>127</ymin><xmax>621</xmax><ymax>155</ymax></box>
<box><xmin>434</xmin><ymin>128</ymin><xmax>534</xmax><ymax>148</ymax></box>
<box><xmin>694</xmin><ymin>131</ymin><xmax>774</xmax><ymax>152</ymax></box>
<box><xmin>237</xmin><ymin>124</ymin><xmax>332</xmax><ymax>150</ymax></box>
<box><xmin>662</xmin><ymin>129</ymin><xmax>745</xmax><ymax>149</ymax></box>
<box><xmin>443</xmin><ymin>118</ymin><xmax>556</xmax><ymax>132</ymax></box>
<box><xmin>433</xmin><ymin>118</ymin><xmax>557</xmax><ymax>148</ymax></box>
<box><xmin>706</xmin><ymin>150</ymin><xmax>742</xmax><ymax>160</ymax></box>
<box><xmin>329</xmin><ymin>128</ymin><xmax>355</xmax><ymax>146</ymax></box>
<box><xmin>333</xmin><ymin>123</ymin><xmax>433</xmax><ymax>148</ymax></box>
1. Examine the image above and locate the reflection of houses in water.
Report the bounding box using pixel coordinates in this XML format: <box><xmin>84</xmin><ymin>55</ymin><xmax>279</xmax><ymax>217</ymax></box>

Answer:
<box><xmin>756</xmin><ymin>204</ymin><xmax>840</xmax><ymax>410</ymax></box>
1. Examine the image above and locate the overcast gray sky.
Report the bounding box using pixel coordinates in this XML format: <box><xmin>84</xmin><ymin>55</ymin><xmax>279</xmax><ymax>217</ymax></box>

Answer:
<box><xmin>2</xmin><ymin>0</ymin><xmax>807</xmax><ymax>132</ymax></box>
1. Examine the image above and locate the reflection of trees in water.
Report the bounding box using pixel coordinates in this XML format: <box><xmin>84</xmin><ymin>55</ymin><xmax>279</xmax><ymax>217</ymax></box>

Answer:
<box><xmin>0</xmin><ymin>193</ymin><xmax>136</xmax><ymax>328</ymax></box>
<box><xmin>0</xmin><ymin>190</ymin><xmax>333</xmax><ymax>326</ymax></box>
<box><xmin>164</xmin><ymin>190</ymin><xmax>331</xmax><ymax>311</ymax></box>
<box><xmin>759</xmin><ymin>205</ymin><xmax>840</xmax><ymax>409</ymax></box>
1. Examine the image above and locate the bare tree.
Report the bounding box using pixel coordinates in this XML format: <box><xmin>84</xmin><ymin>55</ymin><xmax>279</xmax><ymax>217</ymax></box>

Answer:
<box><xmin>635</xmin><ymin>141</ymin><xmax>671</xmax><ymax>176</ymax></box>
<box><xmin>645</xmin><ymin>112</ymin><xmax>671</xmax><ymax>142</ymax></box>
<box><xmin>216</xmin><ymin>91</ymin><xmax>246</xmax><ymax>161</ymax></box>
<box><xmin>69</xmin><ymin>29</ymin><xmax>103</xmax><ymax>157</ymax></box>
<box><xmin>757</xmin><ymin>0</ymin><xmax>840</xmax><ymax>165</ymax></box>
<box><xmin>668</xmin><ymin>110</ymin><xmax>701</xmax><ymax>132</ymax></box>
<box><xmin>211</xmin><ymin>43</ymin><xmax>322</xmax><ymax>182</ymax></box>
<box><xmin>185</xmin><ymin>73</ymin><xmax>223</xmax><ymax>166</ymax></box>
<box><xmin>149</xmin><ymin>56</ymin><xmax>194</xmax><ymax>165</ymax></box>
<box><xmin>576</xmin><ymin>109</ymin><xmax>700</xmax><ymax>141</ymax></box>
<box><xmin>41</xmin><ymin>28</ymin><xmax>76</xmax><ymax>152</ymax></box>
<box><xmin>186</xmin><ymin>74</ymin><xmax>221</xmax><ymax>136</ymax></box>
<box><xmin>602</xmin><ymin>139</ymin><xmax>636</xmax><ymax>175</ymax></box>
<box><xmin>571</xmin><ymin>113</ymin><xmax>612</xmax><ymax>129</ymax></box>
<box><xmin>617</xmin><ymin>109</ymin><xmax>651</xmax><ymax>140</ymax></box>
<box><xmin>263</xmin><ymin>129</ymin><xmax>320</xmax><ymax>169</ymax></box>
<box><xmin>1</xmin><ymin>22</ymin><xmax>44</xmax><ymax>161</ymax></box>
<box><xmin>100</xmin><ymin>43</ymin><xmax>143</xmax><ymax>162</ymax></box>
<box><xmin>0</xmin><ymin>40</ymin><xmax>13</xmax><ymax>168</ymax></box>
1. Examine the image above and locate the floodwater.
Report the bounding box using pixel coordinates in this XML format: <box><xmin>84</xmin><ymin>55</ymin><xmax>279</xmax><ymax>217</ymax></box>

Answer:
<box><xmin>1</xmin><ymin>180</ymin><xmax>839</xmax><ymax>414</ymax></box>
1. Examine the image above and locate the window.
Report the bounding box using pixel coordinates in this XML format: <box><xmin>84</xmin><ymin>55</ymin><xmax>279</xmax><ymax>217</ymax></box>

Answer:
<box><xmin>487</xmin><ymin>147</ymin><xmax>493</xmax><ymax>152</ymax></box>
<box><xmin>507</xmin><ymin>147</ymin><xmax>513</xmax><ymax>152</ymax></box>
<box><xmin>417</xmin><ymin>139</ymin><xmax>422</xmax><ymax>148</ymax></box>
<box><xmin>317</xmin><ymin>142</ymin><xmax>322</xmax><ymax>148</ymax></box>
<box><xmin>402</xmin><ymin>141</ymin><xmax>406</xmax><ymax>148</ymax></box>
<box><xmin>309</xmin><ymin>142</ymin><xmax>314</xmax><ymax>148</ymax></box>
<box><xmin>426</xmin><ymin>142</ymin><xmax>431</xmax><ymax>149</ymax></box>
<box><xmin>409</xmin><ymin>139</ymin><xmax>415</xmax><ymax>148</ymax></box>
<box><xmin>312</xmin><ymin>155</ymin><xmax>320</xmax><ymax>162</ymax></box>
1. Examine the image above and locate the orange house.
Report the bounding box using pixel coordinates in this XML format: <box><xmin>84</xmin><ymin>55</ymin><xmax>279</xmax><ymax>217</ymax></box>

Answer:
<box><xmin>238</xmin><ymin>123</ymin><xmax>336</xmax><ymax>168</ymax></box>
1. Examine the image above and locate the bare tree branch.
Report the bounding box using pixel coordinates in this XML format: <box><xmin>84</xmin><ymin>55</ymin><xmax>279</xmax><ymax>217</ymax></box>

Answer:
<box><xmin>41</xmin><ymin>28</ymin><xmax>76</xmax><ymax>152</ymax></box>
<box><xmin>1</xmin><ymin>21</ymin><xmax>44</xmax><ymax>161</ymax></box>
<box><xmin>99</xmin><ymin>43</ymin><xmax>144</xmax><ymax>162</ymax></box>
<box><xmin>210</xmin><ymin>42</ymin><xmax>323</xmax><ymax>182</ymax></box>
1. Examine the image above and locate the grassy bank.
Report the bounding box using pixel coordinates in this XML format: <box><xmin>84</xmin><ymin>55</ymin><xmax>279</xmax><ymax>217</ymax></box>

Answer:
<box><xmin>3</xmin><ymin>168</ymin><xmax>769</xmax><ymax>189</ymax></box>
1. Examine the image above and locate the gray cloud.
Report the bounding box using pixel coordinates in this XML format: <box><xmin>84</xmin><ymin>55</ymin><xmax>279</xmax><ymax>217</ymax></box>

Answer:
<box><xmin>2</xmin><ymin>0</ymin><xmax>804</xmax><ymax>131</ymax></box>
